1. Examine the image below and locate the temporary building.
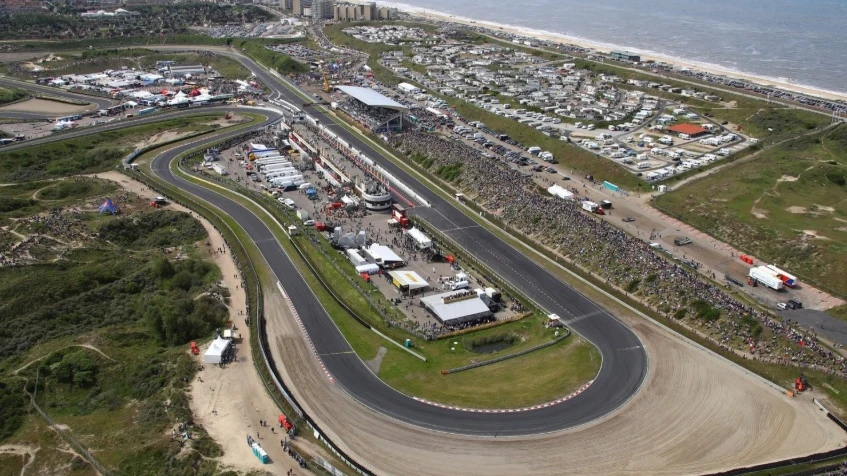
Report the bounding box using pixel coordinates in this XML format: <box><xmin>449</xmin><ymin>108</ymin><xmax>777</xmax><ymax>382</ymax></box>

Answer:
<box><xmin>547</xmin><ymin>184</ymin><xmax>574</xmax><ymax>200</ymax></box>
<box><xmin>387</xmin><ymin>270</ymin><xmax>429</xmax><ymax>294</ymax></box>
<box><xmin>98</xmin><ymin>198</ymin><xmax>118</xmax><ymax>215</ymax></box>
<box><xmin>364</xmin><ymin>244</ymin><xmax>404</xmax><ymax>268</ymax></box>
<box><xmin>421</xmin><ymin>290</ymin><xmax>492</xmax><ymax>325</ymax></box>
<box><xmin>203</xmin><ymin>336</ymin><xmax>231</xmax><ymax>364</ymax></box>
<box><xmin>405</xmin><ymin>227</ymin><xmax>432</xmax><ymax>250</ymax></box>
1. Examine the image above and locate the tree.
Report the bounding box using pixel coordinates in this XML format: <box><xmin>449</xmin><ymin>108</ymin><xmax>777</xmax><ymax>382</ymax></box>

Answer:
<box><xmin>51</xmin><ymin>351</ymin><xmax>98</xmax><ymax>387</ymax></box>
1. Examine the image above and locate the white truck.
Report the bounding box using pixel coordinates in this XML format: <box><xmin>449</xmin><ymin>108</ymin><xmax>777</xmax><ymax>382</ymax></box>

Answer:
<box><xmin>296</xmin><ymin>209</ymin><xmax>309</xmax><ymax>222</ymax></box>
<box><xmin>271</xmin><ymin>176</ymin><xmax>305</xmax><ymax>188</ymax></box>
<box><xmin>582</xmin><ymin>201</ymin><xmax>604</xmax><ymax>214</ymax></box>
<box><xmin>266</xmin><ymin>169</ymin><xmax>299</xmax><ymax>180</ymax></box>
<box><xmin>262</xmin><ymin>164</ymin><xmax>295</xmax><ymax>175</ymax></box>
<box><xmin>749</xmin><ymin>266</ymin><xmax>785</xmax><ymax>291</ymax></box>
<box><xmin>398</xmin><ymin>82</ymin><xmax>421</xmax><ymax>95</ymax></box>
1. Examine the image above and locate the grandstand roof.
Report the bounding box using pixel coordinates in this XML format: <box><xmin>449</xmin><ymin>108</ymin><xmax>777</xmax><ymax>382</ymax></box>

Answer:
<box><xmin>337</xmin><ymin>86</ymin><xmax>408</xmax><ymax>112</ymax></box>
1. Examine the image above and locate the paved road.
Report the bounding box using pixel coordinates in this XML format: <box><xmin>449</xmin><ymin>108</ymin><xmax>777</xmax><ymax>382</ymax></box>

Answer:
<box><xmin>0</xmin><ymin>76</ymin><xmax>114</xmax><ymax>120</ymax></box>
<box><xmin>4</xmin><ymin>49</ymin><xmax>649</xmax><ymax>435</ymax></box>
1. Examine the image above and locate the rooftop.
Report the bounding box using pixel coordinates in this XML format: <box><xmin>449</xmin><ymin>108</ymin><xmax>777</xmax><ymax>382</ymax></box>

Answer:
<box><xmin>668</xmin><ymin>123</ymin><xmax>709</xmax><ymax>136</ymax></box>
<box><xmin>337</xmin><ymin>85</ymin><xmax>408</xmax><ymax>111</ymax></box>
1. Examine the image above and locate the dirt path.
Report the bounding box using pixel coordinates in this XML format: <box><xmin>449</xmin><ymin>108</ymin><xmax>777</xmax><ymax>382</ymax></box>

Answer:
<box><xmin>0</xmin><ymin>444</ymin><xmax>39</xmax><ymax>476</ymax></box>
<box><xmin>94</xmin><ymin>170</ymin><xmax>305</xmax><ymax>474</ymax></box>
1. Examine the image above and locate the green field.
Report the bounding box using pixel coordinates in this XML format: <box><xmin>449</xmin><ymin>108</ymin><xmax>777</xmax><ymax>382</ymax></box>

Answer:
<box><xmin>0</xmin><ymin>115</ymin><xmax>223</xmax><ymax>183</ymax></box>
<box><xmin>655</xmin><ymin>123</ymin><xmax>847</xmax><ymax>298</ymax></box>
<box><xmin>0</xmin><ymin>86</ymin><xmax>27</xmax><ymax>106</ymax></box>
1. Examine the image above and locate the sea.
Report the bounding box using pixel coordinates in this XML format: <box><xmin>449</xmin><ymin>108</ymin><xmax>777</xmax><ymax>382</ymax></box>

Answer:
<box><xmin>386</xmin><ymin>0</ymin><xmax>847</xmax><ymax>97</ymax></box>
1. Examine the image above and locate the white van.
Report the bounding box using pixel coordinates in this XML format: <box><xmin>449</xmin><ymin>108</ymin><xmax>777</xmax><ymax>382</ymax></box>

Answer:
<box><xmin>527</xmin><ymin>146</ymin><xmax>542</xmax><ymax>155</ymax></box>
<box><xmin>637</xmin><ymin>162</ymin><xmax>650</xmax><ymax>170</ymax></box>
<box><xmin>450</xmin><ymin>280</ymin><xmax>469</xmax><ymax>291</ymax></box>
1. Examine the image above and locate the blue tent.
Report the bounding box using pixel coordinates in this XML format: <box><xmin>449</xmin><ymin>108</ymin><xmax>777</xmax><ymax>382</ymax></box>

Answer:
<box><xmin>98</xmin><ymin>199</ymin><xmax>118</xmax><ymax>215</ymax></box>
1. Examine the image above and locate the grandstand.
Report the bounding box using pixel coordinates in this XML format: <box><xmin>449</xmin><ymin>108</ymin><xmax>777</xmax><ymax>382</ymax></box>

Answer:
<box><xmin>336</xmin><ymin>85</ymin><xmax>413</xmax><ymax>133</ymax></box>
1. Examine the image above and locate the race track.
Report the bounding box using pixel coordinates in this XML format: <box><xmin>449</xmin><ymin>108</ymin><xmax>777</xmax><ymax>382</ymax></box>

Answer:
<box><xmin>142</xmin><ymin>50</ymin><xmax>648</xmax><ymax>435</ymax></box>
<box><xmin>2</xmin><ymin>50</ymin><xmax>648</xmax><ymax>435</ymax></box>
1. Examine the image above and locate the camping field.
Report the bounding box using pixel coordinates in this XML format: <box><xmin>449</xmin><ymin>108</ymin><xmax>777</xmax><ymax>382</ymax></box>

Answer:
<box><xmin>655</xmin><ymin>123</ymin><xmax>847</xmax><ymax>299</ymax></box>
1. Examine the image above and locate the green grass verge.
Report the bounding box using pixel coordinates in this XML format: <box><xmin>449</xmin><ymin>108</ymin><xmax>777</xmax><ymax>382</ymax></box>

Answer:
<box><xmin>175</xmin><ymin>152</ymin><xmax>599</xmax><ymax>408</ymax></box>
<box><xmin>655</xmin><ymin>124</ymin><xmax>847</xmax><ymax>298</ymax></box>
<box><xmin>0</xmin><ymin>86</ymin><xmax>27</xmax><ymax>106</ymax></box>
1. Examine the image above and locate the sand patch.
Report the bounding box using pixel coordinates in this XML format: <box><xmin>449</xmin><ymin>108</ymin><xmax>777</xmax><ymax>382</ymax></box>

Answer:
<box><xmin>134</xmin><ymin>131</ymin><xmax>194</xmax><ymax>150</ymax></box>
<box><xmin>801</xmin><ymin>230</ymin><xmax>830</xmax><ymax>240</ymax></box>
<box><xmin>750</xmin><ymin>207</ymin><xmax>768</xmax><ymax>219</ymax></box>
<box><xmin>0</xmin><ymin>98</ymin><xmax>89</xmax><ymax>115</ymax></box>
<box><xmin>814</xmin><ymin>204</ymin><xmax>836</xmax><ymax>212</ymax></box>
<box><xmin>778</xmin><ymin>175</ymin><xmax>799</xmax><ymax>182</ymax></box>
<box><xmin>786</xmin><ymin>206</ymin><xmax>807</xmax><ymax>214</ymax></box>
<box><xmin>365</xmin><ymin>346</ymin><xmax>387</xmax><ymax>374</ymax></box>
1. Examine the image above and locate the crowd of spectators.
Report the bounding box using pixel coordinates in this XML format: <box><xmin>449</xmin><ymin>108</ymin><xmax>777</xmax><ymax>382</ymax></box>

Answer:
<box><xmin>387</xmin><ymin>129</ymin><xmax>847</xmax><ymax>376</ymax></box>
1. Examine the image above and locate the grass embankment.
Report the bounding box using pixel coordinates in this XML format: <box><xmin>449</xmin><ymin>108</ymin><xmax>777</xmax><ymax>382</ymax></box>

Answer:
<box><xmin>178</xmin><ymin>155</ymin><xmax>599</xmax><ymax>408</ymax></box>
<box><xmin>0</xmin><ymin>86</ymin><xmax>27</xmax><ymax>106</ymax></box>
<box><xmin>0</xmin><ymin>178</ymin><xmax>117</xmax><ymax>226</ymax></box>
<box><xmin>655</xmin><ymin>124</ymin><xmax>847</xmax><ymax>298</ymax></box>
<box><xmin>0</xmin><ymin>188</ymin><xmax>232</xmax><ymax>473</ymax></box>
<box><xmin>0</xmin><ymin>114</ymin><xmax>223</xmax><ymax>182</ymax></box>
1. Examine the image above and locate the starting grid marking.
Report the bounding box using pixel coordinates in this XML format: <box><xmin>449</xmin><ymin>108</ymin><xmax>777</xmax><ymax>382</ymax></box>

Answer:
<box><xmin>277</xmin><ymin>282</ymin><xmax>334</xmax><ymax>383</ymax></box>
<box><xmin>412</xmin><ymin>381</ymin><xmax>595</xmax><ymax>413</ymax></box>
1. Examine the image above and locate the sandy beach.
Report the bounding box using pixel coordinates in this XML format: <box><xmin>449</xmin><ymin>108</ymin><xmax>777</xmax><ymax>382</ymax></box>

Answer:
<box><xmin>393</xmin><ymin>5</ymin><xmax>847</xmax><ymax>102</ymax></box>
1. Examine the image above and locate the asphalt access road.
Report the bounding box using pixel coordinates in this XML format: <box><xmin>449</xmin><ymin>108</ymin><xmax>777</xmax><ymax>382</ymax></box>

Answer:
<box><xmin>0</xmin><ymin>77</ymin><xmax>114</xmax><ymax>120</ymax></box>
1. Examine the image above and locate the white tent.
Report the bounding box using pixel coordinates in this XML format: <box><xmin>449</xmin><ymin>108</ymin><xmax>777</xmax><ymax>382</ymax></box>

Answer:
<box><xmin>203</xmin><ymin>336</ymin><xmax>231</xmax><ymax>364</ymax></box>
<box><xmin>406</xmin><ymin>227</ymin><xmax>432</xmax><ymax>250</ymax></box>
<box><xmin>547</xmin><ymin>184</ymin><xmax>574</xmax><ymax>200</ymax></box>
<box><xmin>356</xmin><ymin>263</ymin><xmax>380</xmax><ymax>275</ymax></box>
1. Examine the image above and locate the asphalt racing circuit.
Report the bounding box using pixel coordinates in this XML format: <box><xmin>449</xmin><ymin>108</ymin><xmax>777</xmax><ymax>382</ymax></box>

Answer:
<box><xmin>154</xmin><ymin>50</ymin><xmax>647</xmax><ymax>435</ymax></box>
<box><xmin>0</xmin><ymin>51</ymin><xmax>649</xmax><ymax>435</ymax></box>
<box><xmin>6</xmin><ymin>45</ymin><xmax>847</xmax><ymax>475</ymax></box>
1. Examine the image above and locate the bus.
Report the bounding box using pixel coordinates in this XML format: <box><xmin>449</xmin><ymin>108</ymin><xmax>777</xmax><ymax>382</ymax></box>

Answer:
<box><xmin>56</xmin><ymin>114</ymin><xmax>82</xmax><ymax>122</ymax></box>
<box><xmin>138</xmin><ymin>107</ymin><xmax>156</xmax><ymax>116</ymax></box>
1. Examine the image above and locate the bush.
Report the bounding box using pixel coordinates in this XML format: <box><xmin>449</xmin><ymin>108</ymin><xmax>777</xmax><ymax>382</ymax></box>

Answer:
<box><xmin>144</xmin><ymin>295</ymin><xmax>228</xmax><ymax>346</ymax></box>
<box><xmin>97</xmin><ymin>211</ymin><xmax>206</xmax><ymax>249</ymax></box>
<box><xmin>0</xmin><ymin>379</ymin><xmax>27</xmax><ymax>441</ymax></box>
<box><xmin>51</xmin><ymin>350</ymin><xmax>98</xmax><ymax>387</ymax></box>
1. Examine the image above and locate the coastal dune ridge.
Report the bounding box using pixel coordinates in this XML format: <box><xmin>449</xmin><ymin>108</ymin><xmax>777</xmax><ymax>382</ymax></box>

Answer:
<box><xmin>384</xmin><ymin>1</ymin><xmax>847</xmax><ymax>102</ymax></box>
